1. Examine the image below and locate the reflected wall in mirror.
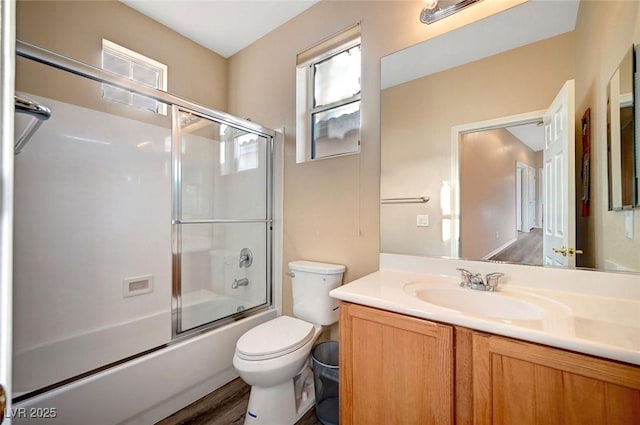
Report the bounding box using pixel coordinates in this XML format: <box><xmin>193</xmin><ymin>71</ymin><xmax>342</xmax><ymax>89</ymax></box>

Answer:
<box><xmin>460</xmin><ymin>125</ymin><xmax>544</xmax><ymax>266</ymax></box>
<box><xmin>607</xmin><ymin>46</ymin><xmax>638</xmax><ymax>210</ymax></box>
<box><xmin>380</xmin><ymin>0</ymin><xmax>640</xmax><ymax>274</ymax></box>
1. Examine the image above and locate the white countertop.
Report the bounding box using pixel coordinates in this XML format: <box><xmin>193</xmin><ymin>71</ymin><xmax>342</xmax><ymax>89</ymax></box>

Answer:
<box><xmin>330</xmin><ymin>255</ymin><xmax>640</xmax><ymax>366</ymax></box>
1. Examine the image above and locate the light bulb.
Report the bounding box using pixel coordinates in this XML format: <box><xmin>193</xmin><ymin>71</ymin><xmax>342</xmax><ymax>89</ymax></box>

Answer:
<box><xmin>424</xmin><ymin>0</ymin><xmax>438</xmax><ymax>10</ymax></box>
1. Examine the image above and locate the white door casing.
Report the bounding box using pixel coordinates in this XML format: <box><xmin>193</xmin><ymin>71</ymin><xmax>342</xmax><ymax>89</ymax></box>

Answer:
<box><xmin>516</xmin><ymin>161</ymin><xmax>532</xmax><ymax>233</ymax></box>
<box><xmin>451</xmin><ymin>109</ymin><xmax>547</xmax><ymax>258</ymax></box>
<box><xmin>527</xmin><ymin>165</ymin><xmax>536</xmax><ymax>230</ymax></box>
<box><xmin>542</xmin><ymin>80</ymin><xmax>576</xmax><ymax>267</ymax></box>
<box><xmin>516</xmin><ymin>166</ymin><xmax>523</xmax><ymax>232</ymax></box>
<box><xmin>537</xmin><ymin>168</ymin><xmax>544</xmax><ymax>227</ymax></box>
<box><xmin>0</xmin><ymin>0</ymin><xmax>15</xmax><ymax>422</ymax></box>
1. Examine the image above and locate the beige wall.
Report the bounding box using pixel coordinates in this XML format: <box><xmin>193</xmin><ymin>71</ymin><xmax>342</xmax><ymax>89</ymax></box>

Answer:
<box><xmin>227</xmin><ymin>1</ymin><xmax>456</xmax><ymax>315</ymax></box>
<box><xmin>380</xmin><ymin>32</ymin><xmax>574</xmax><ymax>257</ymax></box>
<box><xmin>15</xmin><ymin>0</ymin><xmax>451</xmax><ymax>319</ymax></box>
<box><xmin>574</xmin><ymin>0</ymin><xmax>640</xmax><ymax>272</ymax></box>
<box><xmin>19</xmin><ymin>0</ymin><xmax>640</xmax><ymax>319</ymax></box>
<box><xmin>460</xmin><ymin>129</ymin><xmax>537</xmax><ymax>259</ymax></box>
<box><xmin>16</xmin><ymin>1</ymin><xmax>227</xmax><ymax>116</ymax></box>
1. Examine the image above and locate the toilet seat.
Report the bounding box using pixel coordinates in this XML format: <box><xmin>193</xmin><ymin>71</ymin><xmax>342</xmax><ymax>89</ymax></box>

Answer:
<box><xmin>236</xmin><ymin>316</ymin><xmax>315</xmax><ymax>361</ymax></box>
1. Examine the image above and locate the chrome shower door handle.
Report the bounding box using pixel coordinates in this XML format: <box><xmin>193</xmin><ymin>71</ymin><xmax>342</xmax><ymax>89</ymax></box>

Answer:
<box><xmin>14</xmin><ymin>95</ymin><xmax>52</xmax><ymax>155</ymax></box>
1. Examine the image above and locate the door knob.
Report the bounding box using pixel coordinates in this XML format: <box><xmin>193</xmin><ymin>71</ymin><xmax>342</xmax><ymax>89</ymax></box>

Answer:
<box><xmin>568</xmin><ymin>248</ymin><xmax>584</xmax><ymax>256</ymax></box>
<box><xmin>553</xmin><ymin>246</ymin><xmax>583</xmax><ymax>257</ymax></box>
<box><xmin>552</xmin><ymin>246</ymin><xmax>568</xmax><ymax>256</ymax></box>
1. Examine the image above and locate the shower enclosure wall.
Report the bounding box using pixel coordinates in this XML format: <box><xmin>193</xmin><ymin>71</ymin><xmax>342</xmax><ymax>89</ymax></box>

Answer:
<box><xmin>12</xmin><ymin>40</ymin><xmax>275</xmax><ymax>404</ymax></box>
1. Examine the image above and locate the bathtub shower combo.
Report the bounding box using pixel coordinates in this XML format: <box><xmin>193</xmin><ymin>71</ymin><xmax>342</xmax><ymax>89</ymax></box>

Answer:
<box><xmin>12</xmin><ymin>40</ymin><xmax>276</xmax><ymax>405</ymax></box>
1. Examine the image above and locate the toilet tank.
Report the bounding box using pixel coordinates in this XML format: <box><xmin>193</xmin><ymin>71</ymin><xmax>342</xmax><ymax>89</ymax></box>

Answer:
<box><xmin>289</xmin><ymin>260</ymin><xmax>345</xmax><ymax>326</ymax></box>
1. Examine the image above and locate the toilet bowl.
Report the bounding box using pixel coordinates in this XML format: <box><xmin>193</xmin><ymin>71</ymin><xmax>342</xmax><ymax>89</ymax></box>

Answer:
<box><xmin>233</xmin><ymin>316</ymin><xmax>322</xmax><ymax>424</ymax></box>
<box><xmin>233</xmin><ymin>260</ymin><xmax>345</xmax><ymax>425</ymax></box>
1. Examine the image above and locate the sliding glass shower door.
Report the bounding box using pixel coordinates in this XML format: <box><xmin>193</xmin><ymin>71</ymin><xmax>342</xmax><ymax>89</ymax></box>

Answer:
<box><xmin>172</xmin><ymin>107</ymin><xmax>272</xmax><ymax>334</ymax></box>
<box><xmin>13</xmin><ymin>40</ymin><xmax>276</xmax><ymax>399</ymax></box>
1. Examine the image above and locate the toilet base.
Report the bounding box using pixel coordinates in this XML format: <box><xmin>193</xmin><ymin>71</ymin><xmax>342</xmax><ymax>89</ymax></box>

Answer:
<box><xmin>243</xmin><ymin>366</ymin><xmax>315</xmax><ymax>425</ymax></box>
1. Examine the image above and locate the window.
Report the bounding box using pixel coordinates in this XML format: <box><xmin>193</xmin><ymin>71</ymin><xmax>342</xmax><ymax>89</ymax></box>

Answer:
<box><xmin>296</xmin><ymin>24</ymin><xmax>361</xmax><ymax>162</ymax></box>
<box><xmin>101</xmin><ymin>39</ymin><xmax>168</xmax><ymax>115</ymax></box>
<box><xmin>219</xmin><ymin>125</ymin><xmax>259</xmax><ymax>175</ymax></box>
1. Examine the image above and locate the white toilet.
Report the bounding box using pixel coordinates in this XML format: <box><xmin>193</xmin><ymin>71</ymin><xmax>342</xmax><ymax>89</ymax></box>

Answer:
<box><xmin>233</xmin><ymin>260</ymin><xmax>345</xmax><ymax>425</ymax></box>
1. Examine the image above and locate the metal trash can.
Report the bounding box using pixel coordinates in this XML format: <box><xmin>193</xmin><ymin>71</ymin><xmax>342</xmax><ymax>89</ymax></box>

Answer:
<box><xmin>311</xmin><ymin>341</ymin><xmax>339</xmax><ymax>425</ymax></box>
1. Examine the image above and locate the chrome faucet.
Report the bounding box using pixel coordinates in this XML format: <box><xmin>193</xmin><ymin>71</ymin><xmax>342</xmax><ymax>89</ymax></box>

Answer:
<box><xmin>232</xmin><ymin>277</ymin><xmax>249</xmax><ymax>289</ymax></box>
<box><xmin>484</xmin><ymin>272</ymin><xmax>504</xmax><ymax>291</ymax></box>
<box><xmin>239</xmin><ymin>248</ymin><xmax>253</xmax><ymax>268</ymax></box>
<box><xmin>456</xmin><ymin>268</ymin><xmax>504</xmax><ymax>291</ymax></box>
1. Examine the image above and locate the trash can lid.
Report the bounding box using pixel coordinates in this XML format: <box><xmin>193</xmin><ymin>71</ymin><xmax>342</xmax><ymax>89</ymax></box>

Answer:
<box><xmin>236</xmin><ymin>316</ymin><xmax>316</xmax><ymax>361</ymax></box>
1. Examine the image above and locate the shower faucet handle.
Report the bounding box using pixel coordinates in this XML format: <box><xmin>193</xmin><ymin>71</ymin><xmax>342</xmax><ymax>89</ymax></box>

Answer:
<box><xmin>239</xmin><ymin>248</ymin><xmax>253</xmax><ymax>268</ymax></box>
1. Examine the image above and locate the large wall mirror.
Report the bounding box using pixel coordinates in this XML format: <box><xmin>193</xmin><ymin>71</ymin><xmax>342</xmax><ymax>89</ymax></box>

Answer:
<box><xmin>607</xmin><ymin>46</ymin><xmax>638</xmax><ymax>210</ymax></box>
<box><xmin>380</xmin><ymin>0</ymin><xmax>640</xmax><ymax>274</ymax></box>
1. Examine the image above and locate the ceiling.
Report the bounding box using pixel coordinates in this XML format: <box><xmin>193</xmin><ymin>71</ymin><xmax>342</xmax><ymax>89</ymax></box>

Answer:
<box><xmin>123</xmin><ymin>0</ymin><xmax>580</xmax><ymax>76</ymax></box>
<box><xmin>506</xmin><ymin>123</ymin><xmax>545</xmax><ymax>152</ymax></box>
<box><xmin>120</xmin><ymin>0</ymin><xmax>319</xmax><ymax>58</ymax></box>
<box><xmin>122</xmin><ymin>0</ymin><xmax>580</xmax><ymax>92</ymax></box>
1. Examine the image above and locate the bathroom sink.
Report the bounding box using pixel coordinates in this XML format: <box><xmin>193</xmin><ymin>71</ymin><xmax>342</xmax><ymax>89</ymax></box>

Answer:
<box><xmin>405</xmin><ymin>284</ymin><xmax>546</xmax><ymax>320</ymax></box>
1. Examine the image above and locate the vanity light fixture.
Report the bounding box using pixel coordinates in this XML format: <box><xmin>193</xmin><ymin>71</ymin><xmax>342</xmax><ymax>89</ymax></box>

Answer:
<box><xmin>420</xmin><ymin>0</ymin><xmax>483</xmax><ymax>24</ymax></box>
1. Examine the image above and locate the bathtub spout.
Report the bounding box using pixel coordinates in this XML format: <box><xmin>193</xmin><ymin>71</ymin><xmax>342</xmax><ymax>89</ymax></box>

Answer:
<box><xmin>232</xmin><ymin>277</ymin><xmax>249</xmax><ymax>289</ymax></box>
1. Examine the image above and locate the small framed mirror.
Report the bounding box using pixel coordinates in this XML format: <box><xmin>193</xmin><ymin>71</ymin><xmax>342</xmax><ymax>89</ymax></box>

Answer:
<box><xmin>607</xmin><ymin>45</ymin><xmax>638</xmax><ymax>210</ymax></box>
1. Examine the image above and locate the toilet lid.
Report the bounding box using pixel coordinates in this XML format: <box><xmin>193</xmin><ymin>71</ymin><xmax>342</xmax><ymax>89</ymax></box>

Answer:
<box><xmin>236</xmin><ymin>316</ymin><xmax>315</xmax><ymax>361</ymax></box>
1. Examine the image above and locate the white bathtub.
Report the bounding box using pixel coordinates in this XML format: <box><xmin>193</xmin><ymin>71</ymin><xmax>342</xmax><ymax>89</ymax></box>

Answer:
<box><xmin>9</xmin><ymin>90</ymin><xmax>285</xmax><ymax>423</ymax></box>
<box><xmin>13</xmin><ymin>306</ymin><xmax>276</xmax><ymax>425</ymax></box>
<box><xmin>13</xmin><ymin>291</ymin><xmax>260</xmax><ymax>395</ymax></box>
<box><xmin>182</xmin><ymin>292</ymin><xmax>254</xmax><ymax>331</ymax></box>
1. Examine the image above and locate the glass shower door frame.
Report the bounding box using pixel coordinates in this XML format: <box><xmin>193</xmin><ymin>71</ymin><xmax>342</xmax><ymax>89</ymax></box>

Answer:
<box><xmin>170</xmin><ymin>105</ymin><xmax>274</xmax><ymax>339</ymax></box>
<box><xmin>10</xmin><ymin>39</ymin><xmax>277</xmax><ymax>398</ymax></box>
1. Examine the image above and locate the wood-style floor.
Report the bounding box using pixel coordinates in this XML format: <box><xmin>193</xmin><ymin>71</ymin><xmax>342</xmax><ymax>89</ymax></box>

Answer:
<box><xmin>489</xmin><ymin>228</ymin><xmax>543</xmax><ymax>266</ymax></box>
<box><xmin>156</xmin><ymin>378</ymin><xmax>322</xmax><ymax>425</ymax></box>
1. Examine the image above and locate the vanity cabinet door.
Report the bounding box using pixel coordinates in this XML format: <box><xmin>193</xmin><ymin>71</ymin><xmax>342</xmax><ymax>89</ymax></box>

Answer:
<box><xmin>339</xmin><ymin>302</ymin><xmax>454</xmax><ymax>425</ymax></box>
<box><xmin>471</xmin><ymin>333</ymin><xmax>640</xmax><ymax>425</ymax></box>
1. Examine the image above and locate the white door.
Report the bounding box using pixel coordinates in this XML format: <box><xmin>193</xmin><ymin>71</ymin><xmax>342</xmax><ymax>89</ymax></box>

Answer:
<box><xmin>537</xmin><ymin>168</ymin><xmax>544</xmax><ymax>227</ymax></box>
<box><xmin>0</xmin><ymin>2</ymin><xmax>15</xmax><ymax>422</ymax></box>
<box><xmin>516</xmin><ymin>166</ymin><xmax>523</xmax><ymax>232</ymax></box>
<box><xmin>543</xmin><ymin>80</ymin><xmax>576</xmax><ymax>266</ymax></box>
<box><xmin>527</xmin><ymin>166</ymin><xmax>536</xmax><ymax>230</ymax></box>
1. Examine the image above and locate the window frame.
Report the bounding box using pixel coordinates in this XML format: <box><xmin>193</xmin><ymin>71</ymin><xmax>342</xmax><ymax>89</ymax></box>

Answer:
<box><xmin>101</xmin><ymin>39</ymin><xmax>168</xmax><ymax>115</ymax></box>
<box><xmin>296</xmin><ymin>34</ymin><xmax>362</xmax><ymax>162</ymax></box>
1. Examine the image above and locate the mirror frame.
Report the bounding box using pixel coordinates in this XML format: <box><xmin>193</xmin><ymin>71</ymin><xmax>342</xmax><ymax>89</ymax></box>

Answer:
<box><xmin>607</xmin><ymin>45</ymin><xmax>638</xmax><ymax>211</ymax></box>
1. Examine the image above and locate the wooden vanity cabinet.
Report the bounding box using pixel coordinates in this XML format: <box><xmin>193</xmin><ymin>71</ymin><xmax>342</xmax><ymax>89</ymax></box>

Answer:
<box><xmin>468</xmin><ymin>331</ymin><xmax>640</xmax><ymax>425</ymax></box>
<box><xmin>339</xmin><ymin>302</ymin><xmax>640</xmax><ymax>425</ymax></box>
<box><xmin>339</xmin><ymin>302</ymin><xmax>454</xmax><ymax>425</ymax></box>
